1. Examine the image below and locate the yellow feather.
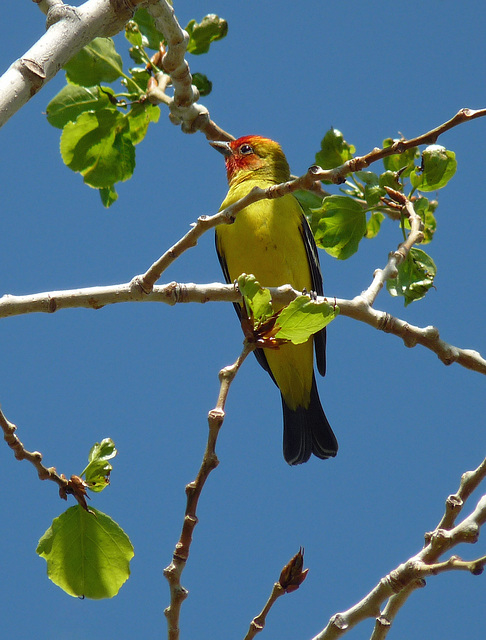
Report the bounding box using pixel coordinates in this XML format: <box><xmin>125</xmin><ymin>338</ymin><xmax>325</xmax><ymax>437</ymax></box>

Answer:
<box><xmin>213</xmin><ymin>135</ymin><xmax>337</xmax><ymax>464</ymax></box>
<box><xmin>216</xmin><ymin>179</ymin><xmax>314</xmax><ymax>410</ymax></box>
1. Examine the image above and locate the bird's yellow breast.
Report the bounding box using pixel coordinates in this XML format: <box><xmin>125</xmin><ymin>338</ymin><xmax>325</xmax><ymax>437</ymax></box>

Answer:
<box><xmin>216</xmin><ymin>180</ymin><xmax>314</xmax><ymax>410</ymax></box>
<box><xmin>216</xmin><ymin>182</ymin><xmax>312</xmax><ymax>298</ymax></box>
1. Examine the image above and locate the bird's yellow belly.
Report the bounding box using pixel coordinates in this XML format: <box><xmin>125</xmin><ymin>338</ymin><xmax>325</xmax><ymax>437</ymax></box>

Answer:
<box><xmin>217</xmin><ymin>195</ymin><xmax>314</xmax><ymax>409</ymax></box>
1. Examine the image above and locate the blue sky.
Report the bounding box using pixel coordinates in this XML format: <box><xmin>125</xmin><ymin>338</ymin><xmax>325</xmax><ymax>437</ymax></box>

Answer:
<box><xmin>1</xmin><ymin>2</ymin><xmax>485</xmax><ymax>639</ymax></box>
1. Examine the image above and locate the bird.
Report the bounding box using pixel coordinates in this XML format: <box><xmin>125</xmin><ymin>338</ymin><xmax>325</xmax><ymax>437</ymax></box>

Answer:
<box><xmin>211</xmin><ymin>135</ymin><xmax>338</xmax><ymax>465</ymax></box>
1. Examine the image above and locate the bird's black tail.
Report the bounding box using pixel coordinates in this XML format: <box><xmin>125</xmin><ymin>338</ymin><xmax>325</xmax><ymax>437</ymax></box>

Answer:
<box><xmin>281</xmin><ymin>375</ymin><xmax>338</xmax><ymax>465</ymax></box>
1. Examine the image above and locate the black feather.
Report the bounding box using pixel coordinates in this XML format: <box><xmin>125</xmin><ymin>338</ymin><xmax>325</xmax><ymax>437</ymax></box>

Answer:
<box><xmin>282</xmin><ymin>375</ymin><xmax>338</xmax><ymax>465</ymax></box>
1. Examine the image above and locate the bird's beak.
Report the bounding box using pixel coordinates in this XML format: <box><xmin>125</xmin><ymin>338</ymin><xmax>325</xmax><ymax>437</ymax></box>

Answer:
<box><xmin>209</xmin><ymin>140</ymin><xmax>233</xmax><ymax>158</ymax></box>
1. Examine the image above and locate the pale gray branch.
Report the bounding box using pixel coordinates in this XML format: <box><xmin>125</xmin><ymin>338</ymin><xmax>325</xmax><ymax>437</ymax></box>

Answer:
<box><xmin>0</xmin><ymin>0</ymin><xmax>151</xmax><ymax>128</ymax></box>
<box><xmin>1</xmin><ymin>282</ymin><xmax>484</xmax><ymax>375</ymax></box>
<box><xmin>146</xmin><ymin>1</ymin><xmax>233</xmax><ymax>140</ymax></box>
<box><xmin>311</xmin><ymin>457</ymin><xmax>486</xmax><ymax>640</ymax></box>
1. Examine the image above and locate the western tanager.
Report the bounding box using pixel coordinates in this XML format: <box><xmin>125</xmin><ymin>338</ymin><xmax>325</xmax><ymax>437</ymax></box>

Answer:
<box><xmin>211</xmin><ymin>135</ymin><xmax>338</xmax><ymax>465</ymax></box>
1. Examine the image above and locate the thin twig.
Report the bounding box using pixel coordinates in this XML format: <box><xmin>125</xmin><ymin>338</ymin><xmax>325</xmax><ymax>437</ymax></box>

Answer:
<box><xmin>243</xmin><ymin>548</ymin><xmax>309</xmax><ymax>640</ymax></box>
<box><xmin>136</xmin><ymin>186</ymin><xmax>268</xmax><ymax>292</ymax></box>
<box><xmin>163</xmin><ymin>340</ymin><xmax>254</xmax><ymax>640</ymax></box>
<box><xmin>310</xmin><ymin>456</ymin><xmax>486</xmax><ymax>640</ymax></box>
<box><xmin>304</xmin><ymin>107</ymin><xmax>486</xmax><ymax>186</ymax></box>
<box><xmin>435</xmin><ymin>457</ymin><xmax>486</xmax><ymax>531</ymax></box>
<box><xmin>360</xmin><ymin>189</ymin><xmax>424</xmax><ymax>306</ymax></box>
<box><xmin>0</xmin><ymin>406</ymin><xmax>67</xmax><ymax>489</ymax></box>
<box><xmin>0</xmin><ymin>405</ymin><xmax>92</xmax><ymax>509</ymax></box>
<box><xmin>243</xmin><ymin>582</ymin><xmax>285</xmax><ymax>640</ymax></box>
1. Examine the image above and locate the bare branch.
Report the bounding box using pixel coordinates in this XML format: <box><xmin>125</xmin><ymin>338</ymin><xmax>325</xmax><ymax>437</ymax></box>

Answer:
<box><xmin>163</xmin><ymin>341</ymin><xmax>254</xmax><ymax>640</ymax></box>
<box><xmin>243</xmin><ymin>582</ymin><xmax>286</xmax><ymax>640</ymax></box>
<box><xmin>146</xmin><ymin>1</ymin><xmax>233</xmax><ymax>141</ymax></box>
<box><xmin>0</xmin><ymin>0</ymin><xmax>150</xmax><ymax>128</ymax></box>
<box><xmin>0</xmin><ymin>406</ymin><xmax>67</xmax><ymax>488</ymax></box>
<box><xmin>1</xmin><ymin>281</ymin><xmax>485</xmax><ymax>374</ymax></box>
<box><xmin>435</xmin><ymin>457</ymin><xmax>486</xmax><ymax>531</ymax></box>
<box><xmin>0</xmin><ymin>405</ymin><xmax>92</xmax><ymax>509</ymax></box>
<box><xmin>310</xmin><ymin>457</ymin><xmax>486</xmax><ymax>640</ymax></box>
<box><xmin>360</xmin><ymin>190</ymin><xmax>424</xmax><ymax>306</ymax></box>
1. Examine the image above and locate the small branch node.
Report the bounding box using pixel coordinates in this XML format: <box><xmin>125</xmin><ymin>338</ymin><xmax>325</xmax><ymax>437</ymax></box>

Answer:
<box><xmin>446</xmin><ymin>493</ymin><xmax>463</xmax><ymax>512</ymax></box>
<box><xmin>376</xmin><ymin>615</ymin><xmax>392</xmax><ymax>628</ymax></box>
<box><xmin>129</xmin><ymin>275</ymin><xmax>152</xmax><ymax>297</ymax></box>
<box><xmin>401</xmin><ymin>324</ymin><xmax>418</xmax><ymax>348</ymax></box>
<box><xmin>46</xmin><ymin>3</ymin><xmax>79</xmax><ymax>30</ymax></box>
<box><xmin>330</xmin><ymin>613</ymin><xmax>348</xmax><ymax>631</ymax></box>
<box><xmin>458</xmin><ymin>523</ymin><xmax>480</xmax><ymax>544</ymax></box>
<box><xmin>46</xmin><ymin>295</ymin><xmax>57</xmax><ymax>313</ymax></box>
<box><xmin>439</xmin><ymin>346</ymin><xmax>459</xmax><ymax>366</ymax></box>
<box><xmin>429</xmin><ymin>528</ymin><xmax>450</xmax><ymax>547</ymax></box>
<box><xmin>185</xmin><ymin>480</ymin><xmax>197</xmax><ymax>494</ymax></box>
<box><xmin>208</xmin><ymin>408</ymin><xmax>225</xmax><ymax>426</ymax></box>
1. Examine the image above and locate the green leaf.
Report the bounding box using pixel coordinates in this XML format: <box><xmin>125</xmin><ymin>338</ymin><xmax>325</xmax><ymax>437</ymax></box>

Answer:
<box><xmin>186</xmin><ymin>15</ymin><xmax>228</xmax><ymax>55</ymax></box>
<box><xmin>80</xmin><ymin>438</ymin><xmax>117</xmax><ymax>492</ymax></box>
<box><xmin>410</xmin><ymin>197</ymin><xmax>437</xmax><ymax>244</ymax></box>
<box><xmin>410</xmin><ymin>145</ymin><xmax>457</xmax><ymax>192</ymax></box>
<box><xmin>275</xmin><ymin>296</ymin><xmax>338</xmax><ymax>344</ymax></box>
<box><xmin>99</xmin><ymin>185</ymin><xmax>118</xmax><ymax>208</ymax></box>
<box><xmin>387</xmin><ymin>247</ymin><xmax>437</xmax><ymax>305</ymax></box>
<box><xmin>192</xmin><ymin>72</ymin><xmax>212</xmax><ymax>96</ymax></box>
<box><xmin>88</xmin><ymin>438</ymin><xmax>117</xmax><ymax>463</ymax></box>
<box><xmin>127</xmin><ymin>102</ymin><xmax>160</xmax><ymax>145</ymax></box>
<box><xmin>355</xmin><ymin>173</ymin><xmax>385</xmax><ymax>207</ymax></box>
<box><xmin>237</xmin><ymin>274</ymin><xmax>273</xmax><ymax>322</ymax></box>
<box><xmin>64</xmin><ymin>38</ymin><xmax>123</xmax><ymax>86</ymax></box>
<box><xmin>382</xmin><ymin>138</ymin><xmax>419</xmax><ymax>175</ymax></box>
<box><xmin>37</xmin><ymin>506</ymin><xmax>134</xmax><ymax>599</ymax></box>
<box><xmin>310</xmin><ymin>195</ymin><xmax>367</xmax><ymax>259</ymax></box>
<box><xmin>315</xmin><ymin>128</ymin><xmax>355</xmax><ymax>175</ymax></box>
<box><xmin>129</xmin><ymin>67</ymin><xmax>152</xmax><ymax>92</ymax></box>
<box><xmin>294</xmin><ymin>189</ymin><xmax>324</xmax><ymax>216</ymax></box>
<box><xmin>125</xmin><ymin>20</ymin><xmax>144</xmax><ymax>48</ymax></box>
<box><xmin>128</xmin><ymin>46</ymin><xmax>146</xmax><ymax>65</ymax></box>
<box><xmin>365</xmin><ymin>211</ymin><xmax>385</xmax><ymax>239</ymax></box>
<box><xmin>379</xmin><ymin>170</ymin><xmax>402</xmax><ymax>190</ymax></box>
<box><xmin>133</xmin><ymin>8</ymin><xmax>165</xmax><ymax>51</ymax></box>
<box><xmin>60</xmin><ymin>110</ymin><xmax>135</xmax><ymax>189</ymax></box>
<box><xmin>46</xmin><ymin>85</ymin><xmax>113</xmax><ymax>129</ymax></box>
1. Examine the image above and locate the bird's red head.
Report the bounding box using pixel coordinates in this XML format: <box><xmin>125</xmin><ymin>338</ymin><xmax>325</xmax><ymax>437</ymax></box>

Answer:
<box><xmin>210</xmin><ymin>135</ymin><xmax>290</xmax><ymax>186</ymax></box>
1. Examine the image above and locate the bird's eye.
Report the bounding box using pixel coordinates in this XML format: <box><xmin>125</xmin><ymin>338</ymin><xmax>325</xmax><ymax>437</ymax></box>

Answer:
<box><xmin>239</xmin><ymin>144</ymin><xmax>254</xmax><ymax>155</ymax></box>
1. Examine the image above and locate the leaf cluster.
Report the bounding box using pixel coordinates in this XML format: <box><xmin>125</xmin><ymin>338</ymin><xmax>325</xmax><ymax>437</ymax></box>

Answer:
<box><xmin>45</xmin><ymin>11</ymin><xmax>227</xmax><ymax>207</ymax></box>
<box><xmin>37</xmin><ymin>438</ymin><xmax>134</xmax><ymax>599</ymax></box>
<box><xmin>237</xmin><ymin>274</ymin><xmax>338</xmax><ymax>348</ymax></box>
<box><xmin>296</xmin><ymin>128</ymin><xmax>456</xmax><ymax>304</ymax></box>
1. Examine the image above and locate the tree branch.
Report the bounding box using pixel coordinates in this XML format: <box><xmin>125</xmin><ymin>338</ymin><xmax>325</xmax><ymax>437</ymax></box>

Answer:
<box><xmin>304</xmin><ymin>107</ymin><xmax>486</xmax><ymax>185</ymax></box>
<box><xmin>310</xmin><ymin>456</ymin><xmax>486</xmax><ymax>640</ymax></box>
<box><xmin>146</xmin><ymin>0</ymin><xmax>233</xmax><ymax>141</ymax></box>
<box><xmin>0</xmin><ymin>0</ymin><xmax>151</xmax><ymax>128</ymax></box>
<box><xmin>0</xmin><ymin>405</ymin><xmax>92</xmax><ymax>509</ymax></box>
<box><xmin>1</xmin><ymin>281</ymin><xmax>485</xmax><ymax>374</ymax></box>
<box><xmin>242</xmin><ymin>548</ymin><xmax>309</xmax><ymax>640</ymax></box>
<box><xmin>0</xmin><ymin>406</ymin><xmax>67</xmax><ymax>488</ymax></box>
<box><xmin>163</xmin><ymin>340</ymin><xmax>254</xmax><ymax>640</ymax></box>
<box><xmin>243</xmin><ymin>582</ymin><xmax>286</xmax><ymax>640</ymax></box>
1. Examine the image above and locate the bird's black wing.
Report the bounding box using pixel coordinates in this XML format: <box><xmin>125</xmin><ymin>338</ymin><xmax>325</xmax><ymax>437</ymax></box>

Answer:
<box><xmin>215</xmin><ymin>230</ymin><xmax>277</xmax><ymax>383</ymax></box>
<box><xmin>299</xmin><ymin>214</ymin><xmax>327</xmax><ymax>377</ymax></box>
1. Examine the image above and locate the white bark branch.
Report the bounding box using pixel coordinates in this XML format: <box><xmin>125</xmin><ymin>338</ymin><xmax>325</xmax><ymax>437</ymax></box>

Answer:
<box><xmin>312</xmin><ymin>457</ymin><xmax>486</xmax><ymax>640</ymax></box>
<box><xmin>0</xmin><ymin>0</ymin><xmax>146</xmax><ymax>129</ymax></box>
<box><xmin>146</xmin><ymin>0</ymin><xmax>233</xmax><ymax>140</ymax></box>
<box><xmin>0</xmin><ymin>281</ymin><xmax>484</xmax><ymax>374</ymax></box>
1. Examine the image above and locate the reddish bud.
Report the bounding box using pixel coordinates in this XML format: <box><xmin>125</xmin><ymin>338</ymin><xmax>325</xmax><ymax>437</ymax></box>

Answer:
<box><xmin>279</xmin><ymin>548</ymin><xmax>309</xmax><ymax>593</ymax></box>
